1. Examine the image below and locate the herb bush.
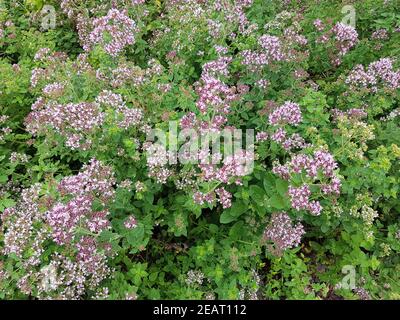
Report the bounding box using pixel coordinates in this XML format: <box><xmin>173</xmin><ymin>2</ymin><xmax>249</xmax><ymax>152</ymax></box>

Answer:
<box><xmin>0</xmin><ymin>0</ymin><xmax>400</xmax><ymax>300</ymax></box>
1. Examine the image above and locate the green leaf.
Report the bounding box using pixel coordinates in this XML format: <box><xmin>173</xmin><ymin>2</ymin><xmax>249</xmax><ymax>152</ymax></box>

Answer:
<box><xmin>220</xmin><ymin>211</ymin><xmax>236</xmax><ymax>224</ymax></box>
<box><xmin>220</xmin><ymin>201</ymin><xmax>248</xmax><ymax>224</ymax></box>
<box><xmin>269</xmin><ymin>194</ymin><xmax>286</xmax><ymax>210</ymax></box>
<box><xmin>230</xmin><ymin>201</ymin><xmax>248</xmax><ymax>217</ymax></box>
<box><xmin>249</xmin><ymin>185</ymin><xmax>266</xmax><ymax>202</ymax></box>
<box><xmin>275</xmin><ymin>179</ymin><xmax>288</xmax><ymax>196</ymax></box>
<box><xmin>263</xmin><ymin>172</ymin><xmax>275</xmax><ymax>194</ymax></box>
<box><xmin>126</xmin><ymin>225</ymin><xmax>145</xmax><ymax>247</ymax></box>
<box><xmin>1</xmin><ymin>198</ymin><xmax>16</xmax><ymax>209</ymax></box>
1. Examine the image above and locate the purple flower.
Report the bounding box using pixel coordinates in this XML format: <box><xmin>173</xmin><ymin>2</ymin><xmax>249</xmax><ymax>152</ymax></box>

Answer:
<box><xmin>47</xmin><ymin>195</ymin><xmax>95</xmax><ymax>245</ymax></box>
<box><xmin>272</xmin><ymin>162</ymin><xmax>290</xmax><ymax>180</ymax></box>
<box><xmin>124</xmin><ymin>216</ymin><xmax>138</xmax><ymax>229</ymax></box>
<box><xmin>256</xmin><ymin>131</ymin><xmax>269</xmax><ymax>142</ymax></box>
<box><xmin>313</xmin><ymin>19</ymin><xmax>324</xmax><ymax>32</ymax></box>
<box><xmin>290</xmin><ymin>154</ymin><xmax>312</xmax><ymax>174</ymax></box>
<box><xmin>269</xmin><ymin>101</ymin><xmax>302</xmax><ymax>126</ymax></box>
<box><xmin>288</xmin><ymin>184</ymin><xmax>311</xmax><ymax>211</ymax></box>
<box><xmin>42</xmin><ymin>82</ymin><xmax>65</xmax><ymax>98</ymax></box>
<box><xmin>195</xmin><ymin>74</ymin><xmax>237</xmax><ymax>115</ymax></box>
<box><xmin>321</xmin><ymin>176</ymin><xmax>341</xmax><ymax>195</ymax></box>
<box><xmin>57</xmin><ymin>158</ymin><xmax>116</xmax><ymax>202</ymax></box>
<box><xmin>271</xmin><ymin>127</ymin><xmax>287</xmax><ymax>143</ymax></box>
<box><xmin>369</xmin><ymin>58</ymin><xmax>400</xmax><ymax>90</ymax></box>
<box><xmin>263</xmin><ymin>212</ymin><xmax>305</xmax><ymax>252</ymax></box>
<box><xmin>88</xmin><ymin>9</ymin><xmax>137</xmax><ymax>57</ymax></box>
<box><xmin>202</xmin><ymin>56</ymin><xmax>232</xmax><ymax>77</ymax></box>
<box><xmin>34</xmin><ymin>47</ymin><xmax>51</xmax><ymax>61</ymax></box>
<box><xmin>310</xmin><ymin>149</ymin><xmax>337</xmax><ymax>178</ymax></box>
<box><xmin>332</xmin><ymin>22</ymin><xmax>358</xmax><ymax>56</ymax></box>
<box><xmin>307</xmin><ymin>200</ymin><xmax>322</xmax><ymax>216</ymax></box>
<box><xmin>258</xmin><ymin>35</ymin><xmax>284</xmax><ymax>62</ymax></box>
<box><xmin>215</xmin><ymin>187</ymin><xmax>232</xmax><ymax>209</ymax></box>
<box><xmin>26</xmin><ymin>102</ymin><xmax>105</xmax><ymax>150</ymax></box>
<box><xmin>371</xmin><ymin>29</ymin><xmax>388</xmax><ymax>41</ymax></box>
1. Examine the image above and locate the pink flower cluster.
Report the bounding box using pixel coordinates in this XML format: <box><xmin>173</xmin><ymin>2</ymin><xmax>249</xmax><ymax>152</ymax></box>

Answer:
<box><xmin>57</xmin><ymin>158</ymin><xmax>116</xmax><ymax>202</ymax></box>
<box><xmin>198</xmin><ymin>149</ymin><xmax>254</xmax><ymax>184</ymax></box>
<box><xmin>194</xmin><ymin>186</ymin><xmax>233</xmax><ymax>209</ymax></box>
<box><xmin>26</xmin><ymin>85</ymin><xmax>144</xmax><ymax>150</ymax></box>
<box><xmin>186</xmin><ymin>55</ymin><xmax>242</xmax><ymax>134</ymax></box>
<box><xmin>371</xmin><ymin>29</ymin><xmax>389</xmax><ymax>41</ymax></box>
<box><xmin>180</xmin><ymin>57</ymin><xmax>254</xmax><ymax>208</ymax></box>
<box><xmin>258</xmin><ymin>35</ymin><xmax>284</xmax><ymax>61</ymax></box>
<box><xmin>99</xmin><ymin>59</ymin><xmax>164</xmax><ymax>89</ymax></box>
<box><xmin>346</xmin><ymin>58</ymin><xmax>400</xmax><ymax>91</ymax></box>
<box><xmin>96</xmin><ymin>90</ymin><xmax>143</xmax><ymax>129</ymax></box>
<box><xmin>152</xmin><ymin>56</ymin><xmax>251</xmax><ymax>209</ymax></box>
<box><xmin>202</xmin><ymin>56</ymin><xmax>232</xmax><ymax>78</ymax></box>
<box><xmin>34</xmin><ymin>47</ymin><xmax>51</xmax><ymax>61</ymax></box>
<box><xmin>241</xmin><ymin>26</ymin><xmax>308</xmax><ymax>74</ymax></box>
<box><xmin>265</xmin><ymin>101</ymin><xmax>309</xmax><ymax>151</ymax></box>
<box><xmin>332</xmin><ymin>22</ymin><xmax>358</xmax><ymax>57</ymax></box>
<box><xmin>263</xmin><ymin>212</ymin><xmax>305</xmax><ymax>253</ymax></box>
<box><xmin>195</xmin><ymin>75</ymin><xmax>237</xmax><ymax>116</ymax></box>
<box><xmin>212</xmin><ymin>0</ymin><xmax>255</xmax><ymax>35</ymax></box>
<box><xmin>380</xmin><ymin>107</ymin><xmax>400</xmax><ymax>121</ymax></box>
<box><xmin>47</xmin><ymin>195</ymin><xmax>109</xmax><ymax>245</ymax></box>
<box><xmin>313</xmin><ymin>19</ymin><xmax>324</xmax><ymax>32</ymax></box>
<box><xmin>0</xmin><ymin>115</ymin><xmax>12</xmax><ymax>143</ymax></box>
<box><xmin>283</xmin><ymin>28</ymin><xmax>308</xmax><ymax>47</ymax></box>
<box><xmin>1</xmin><ymin>161</ymin><xmax>115</xmax><ymax>298</ymax></box>
<box><xmin>1</xmin><ymin>184</ymin><xmax>46</xmax><ymax>265</ymax></box>
<box><xmin>273</xmin><ymin>149</ymin><xmax>341</xmax><ymax>215</ymax></box>
<box><xmin>42</xmin><ymin>82</ymin><xmax>65</xmax><ymax>99</ymax></box>
<box><xmin>276</xmin><ymin>150</ymin><xmax>338</xmax><ymax>179</ymax></box>
<box><xmin>256</xmin><ymin>131</ymin><xmax>268</xmax><ymax>142</ymax></box>
<box><xmin>288</xmin><ymin>185</ymin><xmax>322</xmax><ymax>216</ymax></box>
<box><xmin>9</xmin><ymin>152</ymin><xmax>29</xmax><ymax>164</ymax></box>
<box><xmin>124</xmin><ymin>216</ymin><xmax>138</xmax><ymax>229</ymax></box>
<box><xmin>273</xmin><ymin>132</ymin><xmax>303</xmax><ymax>150</ymax></box>
<box><xmin>331</xmin><ymin>108</ymin><xmax>367</xmax><ymax>120</ymax></box>
<box><xmin>31</xmin><ymin>68</ymin><xmax>50</xmax><ymax>88</ymax></box>
<box><xmin>87</xmin><ymin>9</ymin><xmax>137</xmax><ymax>57</ymax></box>
<box><xmin>215</xmin><ymin>187</ymin><xmax>233</xmax><ymax>209</ymax></box>
<box><xmin>32</xmin><ymin>49</ymin><xmax>68</xmax><ymax>70</ymax></box>
<box><xmin>192</xmin><ymin>149</ymin><xmax>253</xmax><ymax>209</ymax></box>
<box><xmin>144</xmin><ymin>142</ymin><xmax>173</xmax><ymax>184</ymax></box>
<box><xmin>144</xmin><ymin>135</ymin><xmax>254</xmax><ymax>209</ymax></box>
<box><xmin>96</xmin><ymin>90</ymin><xmax>125</xmax><ymax>107</ymax></box>
<box><xmin>241</xmin><ymin>35</ymin><xmax>284</xmax><ymax>71</ymax></box>
<box><xmin>37</xmin><ymin>250</ymin><xmax>111</xmax><ymax>299</ymax></box>
<box><xmin>132</xmin><ymin>0</ymin><xmax>146</xmax><ymax>5</ymax></box>
<box><xmin>314</xmin><ymin>21</ymin><xmax>358</xmax><ymax>66</ymax></box>
<box><xmin>52</xmin><ymin>160</ymin><xmax>115</xmax><ymax>292</ymax></box>
<box><xmin>268</xmin><ymin>101</ymin><xmax>302</xmax><ymax>126</ymax></box>
<box><xmin>108</xmin><ymin>64</ymin><xmax>146</xmax><ymax>88</ymax></box>
<box><xmin>25</xmin><ymin>101</ymin><xmax>105</xmax><ymax>150</ymax></box>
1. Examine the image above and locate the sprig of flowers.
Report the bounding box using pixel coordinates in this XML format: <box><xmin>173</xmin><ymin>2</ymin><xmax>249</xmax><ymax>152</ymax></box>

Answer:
<box><xmin>263</xmin><ymin>212</ymin><xmax>305</xmax><ymax>254</ymax></box>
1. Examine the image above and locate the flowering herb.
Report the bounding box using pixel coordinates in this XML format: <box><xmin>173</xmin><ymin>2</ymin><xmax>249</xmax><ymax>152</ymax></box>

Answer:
<box><xmin>0</xmin><ymin>0</ymin><xmax>399</xmax><ymax>301</ymax></box>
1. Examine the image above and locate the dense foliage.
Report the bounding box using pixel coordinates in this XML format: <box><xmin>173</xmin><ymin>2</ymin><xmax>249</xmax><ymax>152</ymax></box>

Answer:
<box><xmin>0</xmin><ymin>0</ymin><xmax>400</xmax><ymax>300</ymax></box>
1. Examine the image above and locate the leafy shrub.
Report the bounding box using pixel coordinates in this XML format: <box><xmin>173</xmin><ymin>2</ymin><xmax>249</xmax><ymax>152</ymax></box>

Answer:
<box><xmin>0</xmin><ymin>0</ymin><xmax>399</xmax><ymax>300</ymax></box>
